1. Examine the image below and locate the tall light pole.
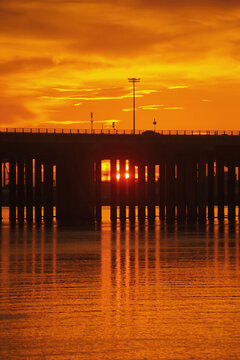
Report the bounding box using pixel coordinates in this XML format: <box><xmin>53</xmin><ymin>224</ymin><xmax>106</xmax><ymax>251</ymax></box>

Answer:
<box><xmin>128</xmin><ymin>78</ymin><xmax>140</xmax><ymax>134</ymax></box>
<box><xmin>90</xmin><ymin>112</ymin><xmax>93</xmax><ymax>133</ymax></box>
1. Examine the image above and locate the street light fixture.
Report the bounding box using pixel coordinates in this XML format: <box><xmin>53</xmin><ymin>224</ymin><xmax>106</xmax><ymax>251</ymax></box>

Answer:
<box><xmin>153</xmin><ymin>118</ymin><xmax>157</xmax><ymax>132</ymax></box>
<box><xmin>128</xmin><ymin>78</ymin><xmax>140</xmax><ymax>134</ymax></box>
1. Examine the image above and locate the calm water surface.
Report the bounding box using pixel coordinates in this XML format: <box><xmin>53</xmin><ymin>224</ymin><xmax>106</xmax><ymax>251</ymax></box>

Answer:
<box><xmin>1</xmin><ymin>207</ymin><xmax>240</xmax><ymax>359</ymax></box>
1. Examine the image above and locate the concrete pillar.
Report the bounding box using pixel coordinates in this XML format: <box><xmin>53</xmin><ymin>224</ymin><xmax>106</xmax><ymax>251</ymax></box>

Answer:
<box><xmin>165</xmin><ymin>160</ymin><xmax>175</xmax><ymax>222</ymax></box>
<box><xmin>208</xmin><ymin>160</ymin><xmax>214</xmax><ymax>221</ymax></box>
<box><xmin>217</xmin><ymin>160</ymin><xmax>224</xmax><ymax>221</ymax></box>
<box><xmin>35</xmin><ymin>159</ymin><xmax>42</xmax><ymax>223</ymax></box>
<box><xmin>228</xmin><ymin>164</ymin><xmax>236</xmax><ymax>221</ymax></box>
<box><xmin>44</xmin><ymin>162</ymin><xmax>53</xmax><ymax>223</ymax></box>
<box><xmin>110</xmin><ymin>159</ymin><xmax>117</xmax><ymax>222</ymax></box>
<box><xmin>119</xmin><ymin>159</ymin><xmax>126</xmax><ymax>221</ymax></box>
<box><xmin>0</xmin><ymin>161</ymin><xmax>2</xmax><ymax>222</ymax></box>
<box><xmin>186</xmin><ymin>159</ymin><xmax>197</xmax><ymax>223</ymax></box>
<box><xmin>128</xmin><ymin>160</ymin><xmax>136</xmax><ymax>222</ymax></box>
<box><xmin>198</xmin><ymin>160</ymin><xmax>206</xmax><ymax>222</ymax></box>
<box><xmin>147</xmin><ymin>163</ymin><xmax>155</xmax><ymax>222</ymax></box>
<box><xmin>95</xmin><ymin>160</ymin><xmax>102</xmax><ymax>222</ymax></box>
<box><xmin>2</xmin><ymin>162</ymin><xmax>5</xmax><ymax>188</ymax></box>
<box><xmin>26</xmin><ymin>158</ymin><xmax>33</xmax><ymax>223</ymax></box>
<box><xmin>177</xmin><ymin>160</ymin><xmax>186</xmax><ymax>222</ymax></box>
<box><xmin>159</xmin><ymin>160</ymin><xmax>165</xmax><ymax>220</ymax></box>
<box><xmin>238</xmin><ymin>165</ymin><xmax>240</xmax><ymax>219</ymax></box>
<box><xmin>138</xmin><ymin>163</ymin><xmax>145</xmax><ymax>222</ymax></box>
<box><xmin>56</xmin><ymin>155</ymin><xmax>94</xmax><ymax>224</ymax></box>
<box><xmin>17</xmin><ymin>159</ymin><xmax>24</xmax><ymax>223</ymax></box>
<box><xmin>9</xmin><ymin>160</ymin><xmax>16</xmax><ymax>222</ymax></box>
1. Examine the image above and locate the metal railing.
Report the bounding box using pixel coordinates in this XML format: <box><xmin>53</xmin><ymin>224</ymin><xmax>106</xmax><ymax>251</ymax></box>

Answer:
<box><xmin>0</xmin><ymin>128</ymin><xmax>240</xmax><ymax>136</ymax></box>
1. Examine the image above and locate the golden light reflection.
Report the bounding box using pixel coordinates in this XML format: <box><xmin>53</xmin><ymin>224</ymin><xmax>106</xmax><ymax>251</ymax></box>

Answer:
<box><xmin>101</xmin><ymin>226</ymin><xmax>112</xmax><ymax>325</ymax></box>
<box><xmin>1</xmin><ymin>229</ymin><xmax>10</xmax><ymax>304</ymax></box>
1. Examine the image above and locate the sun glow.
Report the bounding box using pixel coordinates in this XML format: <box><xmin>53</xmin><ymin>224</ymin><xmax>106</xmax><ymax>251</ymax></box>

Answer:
<box><xmin>102</xmin><ymin>160</ymin><xmax>131</xmax><ymax>181</ymax></box>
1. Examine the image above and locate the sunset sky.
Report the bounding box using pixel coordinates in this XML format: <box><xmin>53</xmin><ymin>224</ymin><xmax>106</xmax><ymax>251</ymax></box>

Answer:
<box><xmin>1</xmin><ymin>0</ymin><xmax>240</xmax><ymax>130</ymax></box>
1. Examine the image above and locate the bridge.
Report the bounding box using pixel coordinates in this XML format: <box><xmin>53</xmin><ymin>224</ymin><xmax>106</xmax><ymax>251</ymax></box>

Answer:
<box><xmin>1</xmin><ymin>129</ymin><xmax>240</xmax><ymax>224</ymax></box>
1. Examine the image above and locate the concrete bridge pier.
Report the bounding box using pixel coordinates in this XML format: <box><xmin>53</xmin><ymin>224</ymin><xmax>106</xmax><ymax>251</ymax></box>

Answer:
<box><xmin>35</xmin><ymin>159</ymin><xmax>42</xmax><ymax>223</ymax></box>
<box><xmin>217</xmin><ymin>160</ymin><xmax>224</xmax><ymax>221</ymax></box>
<box><xmin>95</xmin><ymin>160</ymin><xmax>102</xmax><ymax>222</ymax></box>
<box><xmin>110</xmin><ymin>159</ymin><xmax>117</xmax><ymax>222</ymax></box>
<box><xmin>186</xmin><ymin>159</ymin><xmax>197</xmax><ymax>223</ymax></box>
<box><xmin>239</xmin><ymin>165</ymin><xmax>240</xmax><ymax>219</ymax></box>
<box><xmin>44</xmin><ymin>162</ymin><xmax>53</xmax><ymax>223</ymax></box>
<box><xmin>9</xmin><ymin>160</ymin><xmax>16</xmax><ymax>223</ymax></box>
<box><xmin>208</xmin><ymin>160</ymin><xmax>214</xmax><ymax>221</ymax></box>
<box><xmin>128</xmin><ymin>161</ymin><xmax>136</xmax><ymax>222</ymax></box>
<box><xmin>198</xmin><ymin>160</ymin><xmax>206</xmax><ymax>223</ymax></box>
<box><xmin>0</xmin><ymin>161</ymin><xmax>2</xmax><ymax>221</ymax></box>
<box><xmin>165</xmin><ymin>160</ymin><xmax>175</xmax><ymax>222</ymax></box>
<box><xmin>177</xmin><ymin>160</ymin><xmax>186</xmax><ymax>222</ymax></box>
<box><xmin>17</xmin><ymin>159</ymin><xmax>24</xmax><ymax>223</ymax></box>
<box><xmin>56</xmin><ymin>155</ymin><xmax>94</xmax><ymax>224</ymax></box>
<box><xmin>228</xmin><ymin>164</ymin><xmax>236</xmax><ymax>221</ymax></box>
<box><xmin>159</xmin><ymin>160</ymin><xmax>165</xmax><ymax>220</ymax></box>
<box><xmin>138</xmin><ymin>163</ymin><xmax>145</xmax><ymax>222</ymax></box>
<box><xmin>119</xmin><ymin>159</ymin><xmax>127</xmax><ymax>222</ymax></box>
<box><xmin>148</xmin><ymin>163</ymin><xmax>155</xmax><ymax>223</ymax></box>
<box><xmin>26</xmin><ymin>158</ymin><xmax>33</xmax><ymax>223</ymax></box>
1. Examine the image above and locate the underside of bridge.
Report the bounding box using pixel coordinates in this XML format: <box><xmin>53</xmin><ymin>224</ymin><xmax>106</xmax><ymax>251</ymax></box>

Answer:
<box><xmin>1</xmin><ymin>132</ymin><xmax>240</xmax><ymax>225</ymax></box>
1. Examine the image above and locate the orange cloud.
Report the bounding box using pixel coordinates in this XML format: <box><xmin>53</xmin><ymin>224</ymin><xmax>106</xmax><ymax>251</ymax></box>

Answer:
<box><xmin>0</xmin><ymin>0</ymin><xmax>240</xmax><ymax>130</ymax></box>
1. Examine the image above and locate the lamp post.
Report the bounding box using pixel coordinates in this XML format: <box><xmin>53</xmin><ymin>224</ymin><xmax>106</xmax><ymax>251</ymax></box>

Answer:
<box><xmin>90</xmin><ymin>112</ymin><xmax>93</xmax><ymax>133</ymax></box>
<box><xmin>153</xmin><ymin>118</ymin><xmax>157</xmax><ymax>132</ymax></box>
<box><xmin>128</xmin><ymin>78</ymin><xmax>140</xmax><ymax>134</ymax></box>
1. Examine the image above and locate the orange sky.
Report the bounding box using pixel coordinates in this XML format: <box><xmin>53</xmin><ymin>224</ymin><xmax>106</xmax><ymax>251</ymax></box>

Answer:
<box><xmin>1</xmin><ymin>0</ymin><xmax>240</xmax><ymax>131</ymax></box>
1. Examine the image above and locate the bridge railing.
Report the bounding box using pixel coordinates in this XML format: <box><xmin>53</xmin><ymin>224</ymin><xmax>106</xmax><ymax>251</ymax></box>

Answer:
<box><xmin>1</xmin><ymin>128</ymin><xmax>240</xmax><ymax>135</ymax></box>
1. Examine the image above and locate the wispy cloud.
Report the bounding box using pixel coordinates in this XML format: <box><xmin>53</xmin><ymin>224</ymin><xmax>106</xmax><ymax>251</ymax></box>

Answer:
<box><xmin>44</xmin><ymin>119</ymin><xmax>120</xmax><ymax>125</ymax></box>
<box><xmin>136</xmin><ymin>90</ymin><xmax>158</xmax><ymax>95</ymax></box>
<box><xmin>164</xmin><ymin>107</ymin><xmax>184</xmax><ymax>110</ymax></box>
<box><xmin>123</xmin><ymin>104</ymin><xmax>183</xmax><ymax>111</ymax></box>
<box><xmin>122</xmin><ymin>108</ymin><xmax>133</xmax><ymax>112</ymax></box>
<box><xmin>41</xmin><ymin>88</ymin><xmax>157</xmax><ymax>103</ymax></box>
<box><xmin>168</xmin><ymin>85</ymin><xmax>189</xmax><ymax>90</ymax></box>
<box><xmin>139</xmin><ymin>104</ymin><xmax>165</xmax><ymax>110</ymax></box>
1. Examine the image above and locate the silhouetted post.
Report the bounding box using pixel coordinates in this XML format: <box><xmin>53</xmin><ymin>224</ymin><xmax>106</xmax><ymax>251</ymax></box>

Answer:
<box><xmin>35</xmin><ymin>159</ymin><xmax>42</xmax><ymax>223</ymax></box>
<box><xmin>128</xmin><ymin>160</ymin><xmax>136</xmax><ymax>222</ymax></box>
<box><xmin>0</xmin><ymin>161</ymin><xmax>2</xmax><ymax>221</ymax></box>
<box><xmin>208</xmin><ymin>160</ymin><xmax>214</xmax><ymax>221</ymax></box>
<box><xmin>186</xmin><ymin>159</ymin><xmax>197</xmax><ymax>223</ymax></box>
<box><xmin>217</xmin><ymin>160</ymin><xmax>224</xmax><ymax>221</ymax></box>
<box><xmin>26</xmin><ymin>158</ymin><xmax>33</xmax><ymax>223</ymax></box>
<box><xmin>228</xmin><ymin>164</ymin><xmax>235</xmax><ymax>221</ymax></box>
<box><xmin>159</xmin><ymin>160</ymin><xmax>165</xmax><ymax>220</ymax></box>
<box><xmin>138</xmin><ymin>163</ymin><xmax>145</xmax><ymax>222</ymax></box>
<box><xmin>177</xmin><ymin>160</ymin><xmax>186</xmax><ymax>222</ymax></box>
<box><xmin>147</xmin><ymin>163</ymin><xmax>155</xmax><ymax>222</ymax></box>
<box><xmin>44</xmin><ymin>162</ymin><xmax>53</xmax><ymax>223</ymax></box>
<box><xmin>119</xmin><ymin>159</ymin><xmax>126</xmax><ymax>221</ymax></box>
<box><xmin>17</xmin><ymin>159</ymin><xmax>24</xmax><ymax>223</ymax></box>
<box><xmin>166</xmin><ymin>160</ymin><xmax>175</xmax><ymax>222</ymax></box>
<box><xmin>198</xmin><ymin>160</ymin><xmax>206</xmax><ymax>222</ymax></box>
<box><xmin>9</xmin><ymin>160</ymin><xmax>16</xmax><ymax>222</ymax></box>
<box><xmin>110</xmin><ymin>159</ymin><xmax>117</xmax><ymax>221</ymax></box>
<box><xmin>95</xmin><ymin>159</ymin><xmax>102</xmax><ymax>222</ymax></box>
